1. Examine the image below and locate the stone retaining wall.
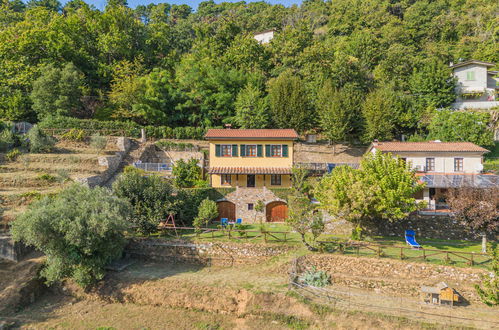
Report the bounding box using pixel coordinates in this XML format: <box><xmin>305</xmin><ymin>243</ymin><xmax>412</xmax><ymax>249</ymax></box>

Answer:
<box><xmin>296</xmin><ymin>254</ymin><xmax>487</xmax><ymax>303</ymax></box>
<box><xmin>77</xmin><ymin>137</ymin><xmax>131</xmax><ymax>188</ymax></box>
<box><xmin>0</xmin><ymin>235</ymin><xmax>32</xmax><ymax>261</ymax></box>
<box><xmin>126</xmin><ymin>238</ymin><xmax>292</xmax><ymax>265</ymax></box>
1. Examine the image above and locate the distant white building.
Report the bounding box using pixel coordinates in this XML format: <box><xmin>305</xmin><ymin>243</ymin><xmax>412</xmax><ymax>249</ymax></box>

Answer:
<box><xmin>450</xmin><ymin>60</ymin><xmax>499</xmax><ymax>110</ymax></box>
<box><xmin>253</xmin><ymin>29</ymin><xmax>275</xmax><ymax>44</ymax></box>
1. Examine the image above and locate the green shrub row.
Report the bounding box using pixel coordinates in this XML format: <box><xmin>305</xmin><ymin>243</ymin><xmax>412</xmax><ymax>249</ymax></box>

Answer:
<box><xmin>38</xmin><ymin>116</ymin><xmax>207</xmax><ymax>139</ymax></box>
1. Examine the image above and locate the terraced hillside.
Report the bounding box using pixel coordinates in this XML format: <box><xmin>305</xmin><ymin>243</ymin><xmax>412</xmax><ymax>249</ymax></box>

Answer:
<box><xmin>0</xmin><ymin>139</ymin><xmax>119</xmax><ymax>222</ymax></box>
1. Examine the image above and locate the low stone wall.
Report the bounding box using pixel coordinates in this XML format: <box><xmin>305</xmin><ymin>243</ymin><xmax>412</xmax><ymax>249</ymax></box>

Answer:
<box><xmin>77</xmin><ymin>137</ymin><xmax>131</xmax><ymax>188</ymax></box>
<box><xmin>296</xmin><ymin>254</ymin><xmax>486</xmax><ymax>303</ymax></box>
<box><xmin>126</xmin><ymin>238</ymin><xmax>292</xmax><ymax>265</ymax></box>
<box><xmin>0</xmin><ymin>235</ymin><xmax>32</xmax><ymax>262</ymax></box>
<box><xmin>370</xmin><ymin>214</ymin><xmax>480</xmax><ymax>240</ymax></box>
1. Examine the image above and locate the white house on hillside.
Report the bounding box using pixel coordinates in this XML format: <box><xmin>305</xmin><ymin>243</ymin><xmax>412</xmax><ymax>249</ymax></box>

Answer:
<box><xmin>253</xmin><ymin>29</ymin><xmax>275</xmax><ymax>44</ymax></box>
<box><xmin>367</xmin><ymin>141</ymin><xmax>498</xmax><ymax>212</ymax></box>
<box><xmin>450</xmin><ymin>60</ymin><xmax>499</xmax><ymax>110</ymax></box>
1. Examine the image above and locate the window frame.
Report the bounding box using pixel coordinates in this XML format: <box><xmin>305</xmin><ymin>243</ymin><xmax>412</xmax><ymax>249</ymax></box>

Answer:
<box><xmin>270</xmin><ymin>144</ymin><xmax>282</xmax><ymax>157</ymax></box>
<box><xmin>270</xmin><ymin>174</ymin><xmax>282</xmax><ymax>186</ymax></box>
<box><xmin>466</xmin><ymin>71</ymin><xmax>475</xmax><ymax>81</ymax></box>
<box><xmin>425</xmin><ymin>158</ymin><xmax>435</xmax><ymax>172</ymax></box>
<box><xmin>221</xmin><ymin>174</ymin><xmax>232</xmax><ymax>186</ymax></box>
<box><xmin>454</xmin><ymin>158</ymin><xmax>464</xmax><ymax>172</ymax></box>
<box><xmin>245</xmin><ymin>144</ymin><xmax>257</xmax><ymax>157</ymax></box>
<box><xmin>220</xmin><ymin>144</ymin><xmax>233</xmax><ymax>157</ymax></box>
<box><xmin>247</xmin><ymin>203</ymin><xmax>254</xmax><ymax>210</ymax></box>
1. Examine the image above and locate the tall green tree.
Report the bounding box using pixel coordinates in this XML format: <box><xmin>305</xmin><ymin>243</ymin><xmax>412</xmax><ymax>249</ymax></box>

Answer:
<box><xmin>409</xmin><ymin>59</ymin><xmax>456</xmax><ymax>109</ymax></box>
<box><xmin>268</xmin><ymin>70</ymin><xmax>309</xmax><ymax>133</ymax></box>
<box><xmin>315</xmin><ymin>152</ymin><xmax>425</xmax><ymax>231</ymax></box>
<box><xmin>234</xmin><ymin>83</ymin><xmax>269</xmax><ymax>129</ymax></box>
<box><xmin>427</xmin><ymin>110</ymin><xmax>494</xmax><ymax>148</ymax></box>
<box><xmin>30</xmin><ymin>63</ymin><xmax>84</xmax><ymax>118</ymax></box>
<box><xmin>318</xmin><ymin>81</ymin><xmax>363</xmax><ymax>150</ymax></box>
<box><xmin>11</xmin><ymin>184</ymin><xmax>130</xmax><ymax>288</ymax></box>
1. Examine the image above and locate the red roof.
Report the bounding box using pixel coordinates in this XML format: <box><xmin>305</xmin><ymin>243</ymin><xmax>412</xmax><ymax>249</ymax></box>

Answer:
<box><xmin>205</xmin><ymin>129</ymin><xmax>299</xmax><ymax>140</ymax></box>
<box><xmin>371</xmin><ymin>141</ymin><xmax>489</xmax><ymax>153</ymax></box>
<box><xmin>208</xmin><ymin>167</ymin><xmax>292</xmax><ymax>175</ymax></box>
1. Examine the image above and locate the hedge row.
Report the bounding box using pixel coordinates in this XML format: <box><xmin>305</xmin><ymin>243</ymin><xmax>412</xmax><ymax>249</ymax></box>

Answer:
<box><xmin>38</xmin><ymin>116</ymin><xmax>208</xmax><ymax>140</ymax></box>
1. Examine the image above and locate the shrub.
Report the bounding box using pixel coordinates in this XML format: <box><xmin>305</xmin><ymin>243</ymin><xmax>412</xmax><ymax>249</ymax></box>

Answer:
<box><xmin>90</xmin><ymin>134</ymin><xmax>107</xmax><ymax>154</ymax></box>
<box><xmin>10</xmin><ymin>184</ymin><xmax>131</xmax><ymax>288</ymax></box>
<box><xmin>60</xmin><ymin>128</ymin><xmax>86</xmax><ymax>141</ymax></box>
<box><xmin>26</xmin><ymin>125</ymin><xmax>56</xmax><ymax>153</ymax></box>
<box><xmin>0</xmin><ymin>128</ymin><xmax>15</xmax><ymax>152</ymax></box>
<box><xmin>38</xmin><ymin>173</ymin><xmax>56</xmax><ymax>182</ymax></box>
<box><xmin>172</xmin><ymin>158</ymin><xmax>202</xmax><ymax>188</ymax></box>
<box><xmin>193</xmin><ymin>198</ymin><xmax>218</xmax><ymax>233</ymax></box>
<box><xmin>6</xmin><ymin>148</ymin><xmax>22</xmax><ymax>161</ymax></box>
<box><xmin>113</xmin><ymin>171</ymin><xmax>178</xmax><ymax>235</ymax></box>
<box><xmin>299</xmin><ymin>267</ymin><xmax>331</xmax><ymax>287</ymax></box>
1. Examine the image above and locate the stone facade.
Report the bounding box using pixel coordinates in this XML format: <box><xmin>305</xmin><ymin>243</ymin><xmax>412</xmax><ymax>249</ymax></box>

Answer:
<box><xmin>220</xmin><ymin>187</ymin><xmax>287</xmax><ymax>223</ymax></box>
<box><xmin>77</xmin><ymin>137</ymin><xmax>131</xmax><ymax>188</ymax></box>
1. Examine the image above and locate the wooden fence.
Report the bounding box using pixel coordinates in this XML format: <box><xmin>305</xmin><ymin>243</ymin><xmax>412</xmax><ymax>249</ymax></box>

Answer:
<box><xmin>159</xmin><ymin>226</ymin><xmax>291</xmax><ymax>243</ymax></box>
<box><xmin>316</xmin><ymin>240</ymin><xmax>491</xmax><ymax>266</ymax></box>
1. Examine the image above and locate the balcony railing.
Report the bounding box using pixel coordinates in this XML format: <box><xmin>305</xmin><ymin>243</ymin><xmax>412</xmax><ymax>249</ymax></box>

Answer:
<box><xmin>133</xmin><ymin>162</ymin><xmax>172</xmax><ymax>172</ymax></box>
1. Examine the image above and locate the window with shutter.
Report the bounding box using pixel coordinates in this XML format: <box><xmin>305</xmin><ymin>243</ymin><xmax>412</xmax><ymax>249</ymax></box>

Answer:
<box><xmin>466</xmin><ymin>71</ymin><xmax>475</xmax><ymax>81</ymax></box>
<box><xmin>240</xmin><ymin>144</ymin><xmax>246</xmax><ymax>157</ymax></box>
<box><xmin>232</xmin><ymin>144</ymin><xmax>238</xmax><ymax>157</ymax></box>
<box><xmin>282</xmin><ymin>144</ymin><xmax>288</xmax><ymax>157</ymax></box>
<box><xmin>257</xmin><ymin>145</ymin><xmax>263</xmax><ymax>157</ymax></box>
<box><xmin>215</xmin><ymin>144</ymin><xmax>221</xmax><ymax>157</ymax></box>
<box><xmin>265</xmin><ymin>145</ymin><xmax>271</xmax><ymax>157</ymax></box>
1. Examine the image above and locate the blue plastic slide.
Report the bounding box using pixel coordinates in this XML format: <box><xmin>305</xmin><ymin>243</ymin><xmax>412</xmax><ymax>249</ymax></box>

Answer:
<box><xmin>405</xmin><ymin>229</ymin><xmax>422</xmax><ymax>248</ymax></box>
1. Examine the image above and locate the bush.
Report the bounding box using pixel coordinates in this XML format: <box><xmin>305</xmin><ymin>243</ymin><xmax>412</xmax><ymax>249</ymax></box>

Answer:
<box><xmin>60</xmin><ymin>128</ymin><xmax>86</xmax><ymax>141</ymax></box>
<box><xmin>26</xmin><ymin>125</ymin><xmax>56</xmax><ymax>153</ymax></box>
<box><xmin>299</xmin><ymin>267</ymin><xmax>331</xmax><ymax>287</ymax></box>
<box><xmin>193</xmin><ymin>198</ymin><xmax>218</xmax><ymax>233</ymax></box>
<box><xmin>0</xmin><ymin>128</ymin><xmax>15</xmax><ymax>152</ymax></box>
<box><xmin>90</xmin><ymin>134</ymin><xmax>107</xmax><ymax>153</ymax></box>
<box><xmin>6</xmin><ymin>148</ymin><xmax>21</xmax><ymax>161</ymax></box>
<box><xmin>172</xmin><ymin>158</ymin><xmax>202</xmax><ymax>188</ymax></box>
<box><xmin>37</xmin><ymin>173</ymin><xmax>56</xmax><ymax>182</ymax></box>
<box><xmin>38</xmin><ymin>116</ymin><xmax>208</xmax><ymax>139</ymax></box>
<box><xmin>112</xmin><ymin>171</ymin><xmax>179</xmax><ymax>235</ymax></box>
<box><xmin>10</xmin><ymin>184</ymin><xmax>131</xmax><ymax>288</ymax></box>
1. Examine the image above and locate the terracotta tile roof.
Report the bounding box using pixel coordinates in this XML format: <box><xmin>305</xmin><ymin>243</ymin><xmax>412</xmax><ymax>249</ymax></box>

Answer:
<box><xmin>208</xmin><ymin>167</ymin><xmax>292</xmax><ymax>175</ymax></box>
<box><xmin>205</xmin><ymin>129</ymin><xmax>299</xmax><ymax>140</ymax></box>
<box><xmin>372</xmin><ymin>141</ymin><xmax>489</xmax><ymax>153</ymax></box>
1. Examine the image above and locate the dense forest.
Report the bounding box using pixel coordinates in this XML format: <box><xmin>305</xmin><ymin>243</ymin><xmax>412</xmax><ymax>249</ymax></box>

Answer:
<box><xmin>0</xmin><ymin>0</ymin><xmax>497</xmax><ymax>142</ymax></box>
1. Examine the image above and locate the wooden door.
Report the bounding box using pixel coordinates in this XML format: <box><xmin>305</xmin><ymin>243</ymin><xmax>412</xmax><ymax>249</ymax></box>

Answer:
<box><xmin>247</xmin><ymin>175</ymin><xmax>255</xmax><ymax>187</ymax></box>
<box><xmin>217</xmin><ymin>201</ymin><xmax>235</xmax><ymax>221</ymax></box>
<box><xmin>266</xmin><ymin>202</ymin><xmax>288</xmax><ymax>222</ymax></box>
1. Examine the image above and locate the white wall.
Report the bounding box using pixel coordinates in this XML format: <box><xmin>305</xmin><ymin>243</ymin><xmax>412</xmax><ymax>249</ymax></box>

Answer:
<box><xmin>371</xmin><ymin>149</ymin><xmax>484</xmax><ymax>173</ymax></box>
<box><xmin>453</xmin><ymin>64</ymin><xmax>489</xmax><ymax>91</ymax></box>
<box><xmin>254</xmin><ymin>31</ymin><xmax>274</xmax><ymax>44</ymax></box>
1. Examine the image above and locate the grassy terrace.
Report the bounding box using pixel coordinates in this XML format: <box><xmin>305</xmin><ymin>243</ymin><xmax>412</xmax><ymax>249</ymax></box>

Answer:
<box><xmin>140</xmin><ymin>223</ymin><xmax>491</xmax><ymax>269</ymax></box>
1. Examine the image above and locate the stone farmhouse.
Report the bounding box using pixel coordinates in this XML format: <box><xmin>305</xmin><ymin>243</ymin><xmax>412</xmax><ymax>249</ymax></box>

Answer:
<box><xmin>205</xmin><ymin>128</ymin><xmax>298</xmax><ymax>223</ymax></box>
<box><xmin>367</xmin><ymin>141</ymin><xmax>498</xmax><ymax>213</ymax></box>
<box><xmin>450</xmin><ymin>60</ymin><xmax>499</xmax><ymax>110</ymax></box>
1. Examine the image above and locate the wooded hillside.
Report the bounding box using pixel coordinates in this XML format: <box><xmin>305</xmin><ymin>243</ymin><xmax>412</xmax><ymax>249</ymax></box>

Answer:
<box><xmin>0</xmin><ymin>0</ymin><xmax>497</xmax><ymax>142</ymax></box>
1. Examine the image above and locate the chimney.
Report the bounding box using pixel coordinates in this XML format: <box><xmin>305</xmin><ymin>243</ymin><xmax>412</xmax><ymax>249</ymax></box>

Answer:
<box><xmin>373</xmin><ymin>139</ymin><xmax>379</xmax><ymax>146</ymax></box>
<box><xmin>224</xmin><ymin>123</ymin><xmax>232</xmax><ymax>129</ymax></box>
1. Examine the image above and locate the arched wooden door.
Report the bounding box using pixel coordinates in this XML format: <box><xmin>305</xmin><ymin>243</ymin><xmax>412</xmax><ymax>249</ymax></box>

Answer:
<box><xmin>217</xmin><ymin>201</ymin><xmax>235</xmax><ymax>221</ymax></box>
<box><xmin>266</xmin><ymin>201</ymin><xmax>288</xmax><ymax>222</ymax></box>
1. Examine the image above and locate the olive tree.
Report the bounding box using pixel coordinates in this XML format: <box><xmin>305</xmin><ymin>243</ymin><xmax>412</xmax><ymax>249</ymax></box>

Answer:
<box><xmin>10</xmin><ymin>184</ymin><xmax>131</xmax><ymax>289</ymax></box>
<box><xmin>286</xmin><ymin>192</ymin><xmax>324</xmax><ymax>251</ymax></box>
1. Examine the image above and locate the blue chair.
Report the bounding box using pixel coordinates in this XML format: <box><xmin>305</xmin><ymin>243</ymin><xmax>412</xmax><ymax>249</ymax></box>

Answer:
<box><xmin>221</xmin><ymin>218</ymin><xmax>228</xmax><ymax>227</ymax></box>
<box><xmin>235</xmin><ymin>218</ymin><xmax>242</xmax><ymax>225</ymax></box>
<box><xmin>405</xmin><ymin>230</ymin><xmax>421</xmax><ymax>249</ymax></box>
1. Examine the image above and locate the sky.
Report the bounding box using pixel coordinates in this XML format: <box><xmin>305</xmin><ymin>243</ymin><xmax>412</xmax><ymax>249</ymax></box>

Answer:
<box><xmin>63</xmin><ymin>0</ymin><xmax>300</xmax><ymax>11</ymax></box>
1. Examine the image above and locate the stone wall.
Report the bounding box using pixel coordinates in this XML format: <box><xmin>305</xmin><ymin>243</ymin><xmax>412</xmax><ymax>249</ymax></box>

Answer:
<box><xmin>0</xmin><ymin>234</ymin><xmax>32</xmax><ymax>262</ymax></box>
<box><xmin>296</xmin><ymin>254</ymin><xmax>486</xmax><ymax>303</ymax></box>
<box><xmin>126</xmin><ymin>238</ymin><xmax>292</xmax><ymax>265</ymax></box>
<box><xmin>222</xmin><ymin>187</ymin><xmax>286</xmax><ymax>223</ymax></box>
<box><xmin>77</xmin><ymin>137</ymin><xmax>131</xmax><ymax>188</ymax></box>
<box><xmin>369</xmin><ymin>214</ymin><xmax>480</xmax><ymax>240</ymax></box>
<box><xmin>139</xmin><ymin>144</ymin><xmax>204</xmax><ymax>164</ymax></box>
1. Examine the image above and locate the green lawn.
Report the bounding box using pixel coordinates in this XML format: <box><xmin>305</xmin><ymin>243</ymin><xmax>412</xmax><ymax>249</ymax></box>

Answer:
<box><xmin>146</xmin><ymin>223</ymin><xmax>491</xmax><ymax>269</ymax></box>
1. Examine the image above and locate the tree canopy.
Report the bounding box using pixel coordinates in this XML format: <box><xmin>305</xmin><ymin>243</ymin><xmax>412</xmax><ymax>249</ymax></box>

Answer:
<box><xmin>10</xmin><ymin>184</ymin><xmax>131</xmax><ymax>288</ymax></box>
<box><xmin>0</xmin><ymin>0</ymin><xmax>495</xmax><ymax>139</ymax></box>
